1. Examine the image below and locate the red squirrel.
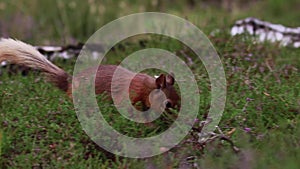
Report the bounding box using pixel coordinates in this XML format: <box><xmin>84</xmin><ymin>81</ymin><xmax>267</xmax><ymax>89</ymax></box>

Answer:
<box><xmin>0</xmin><ymin>38</ymin><xmax>180</xmax><ymax>112</ymax></box>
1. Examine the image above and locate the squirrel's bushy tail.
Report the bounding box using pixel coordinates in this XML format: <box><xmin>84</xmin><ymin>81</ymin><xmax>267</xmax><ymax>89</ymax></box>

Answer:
<box><xmin>0</xmin><ymin>38</ymin><xmax>70</xmax><ymax>91</ymax></box>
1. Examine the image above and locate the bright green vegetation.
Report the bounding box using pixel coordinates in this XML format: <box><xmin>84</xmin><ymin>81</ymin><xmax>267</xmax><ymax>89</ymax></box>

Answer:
<box><xmin>0</xmin><ymin>0</ymin><xmax>300</xmax><ymax>168</ymax></box>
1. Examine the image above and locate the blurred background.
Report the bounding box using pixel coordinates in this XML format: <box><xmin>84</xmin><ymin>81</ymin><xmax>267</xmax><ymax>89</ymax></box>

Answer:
<box><xmin>0</xmin><ymin>0</ymin><xmax>299</xmax><ymax>45</ymax></box>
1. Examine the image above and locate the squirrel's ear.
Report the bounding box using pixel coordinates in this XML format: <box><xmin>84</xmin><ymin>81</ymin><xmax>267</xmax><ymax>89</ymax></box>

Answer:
<box><xmin>155</xmin><ymin>74</ymin><xmax>166</xmax><ymax>89</ymax></box>
<box><xmin>166</xmin><ymin>72</ymin><xmax>175</xmax><ymax>86</ymax></box>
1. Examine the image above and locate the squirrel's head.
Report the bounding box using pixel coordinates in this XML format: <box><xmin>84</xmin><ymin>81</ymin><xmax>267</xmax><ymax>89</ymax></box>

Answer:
<box><xmin>147</xmin><ymin>73</ymin><xmax>180</xmax><ymax>112</ymax></box>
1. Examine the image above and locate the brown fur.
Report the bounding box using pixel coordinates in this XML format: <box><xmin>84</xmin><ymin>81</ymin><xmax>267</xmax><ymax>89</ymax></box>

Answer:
<box><xmin>0</xmin><ymin>38</ymin><xmax>180</xmax><ymax>111</ymax></box>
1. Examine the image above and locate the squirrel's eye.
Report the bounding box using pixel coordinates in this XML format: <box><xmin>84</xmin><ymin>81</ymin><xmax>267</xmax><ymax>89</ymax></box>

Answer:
<box><xmin>154</xmin><ymin>89</ymin><xmax>161</xmax><ymax>93</ymax></box>
<box><xmin>164</xmin><ymin>100</ymin><xmax>172</xmax><ymax>108</ymax></box>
